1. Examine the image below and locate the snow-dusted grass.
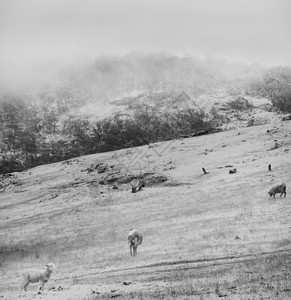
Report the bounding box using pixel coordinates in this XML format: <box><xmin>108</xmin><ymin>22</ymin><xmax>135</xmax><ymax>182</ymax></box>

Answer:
<box><xmin>1</xmin><ymin>116</ymin><xmax>291</xmax><ymax>299</ymax></box>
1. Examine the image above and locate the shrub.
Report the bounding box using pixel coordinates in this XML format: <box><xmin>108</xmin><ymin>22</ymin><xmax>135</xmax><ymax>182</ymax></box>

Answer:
<box><xmin>226</xmin><ymin>97</ymin><xmax>254</xmax><ymax>110</ymax></box>
<box><xmin>270</xmin><ymin>90</ymin><xmax>291</xmax><ymax>113</ymax></box>
<box><xmin>0</xmin><ymin>157</ymin><xmax>24</xmax><ymax>174</ymax></box>
<box><xmin>263</xmin><ymin>67</ymin><xmax>291</xmax><ymax>113</ymax></box>
<box><xmin>246</xmin><ymin>67</ymin><xmax>291</xmax><ymax>113</ymax></box>
<box><xmin>210</xmin><ymin>106</ymin><xmax>225</xmax><ymax>120</ymax></box>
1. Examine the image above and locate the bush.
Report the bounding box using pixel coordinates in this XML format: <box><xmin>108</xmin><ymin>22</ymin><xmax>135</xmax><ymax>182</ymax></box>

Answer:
<box><xmin>226</xmin><ymin>97</ymin><xmax>254</xmax><ymax>110</ymax></box>
<box><xmin>263</xmin><ymin>67</ymin><xmax>291</xmax><ymax>113</ymax></box>
<box><xmin>246</xmin><ymin>67</ymin><xmax>291</xmax><ymax>113</ymax></box>
<box><xmin>270</xmin><ymin>90</ymin><xmax>291</xmax><ymax>113</ymax></box>
<box><xmin>209</xmin><ymin>106</ymin><xmax>225</xmax><ymax>127</ymax></box>
<box><xmin>0</xmin><ymin>158</ymin><xmax>24</xmax><ymax>174</ymax></box>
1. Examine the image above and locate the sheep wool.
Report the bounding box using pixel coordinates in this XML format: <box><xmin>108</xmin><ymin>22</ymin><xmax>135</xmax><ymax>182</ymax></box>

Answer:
<box><xmin>20</xmin><ymin>263</ymin><xmax>56</xmax><ymax>294</ymax></box>
<box><xmin>269</xmin><ymin>183</ymin><xmax>287</xmax><ymax>198</ymax></box>
<box><xmin>128</xmin><ymin>228</ymin><xmax>143</xmax><ymax>256</ymax></box>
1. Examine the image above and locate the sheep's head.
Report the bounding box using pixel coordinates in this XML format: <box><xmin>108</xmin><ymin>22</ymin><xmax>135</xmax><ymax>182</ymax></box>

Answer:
<box><xmin>129</xmin><ymin>227</ymin><xmax>139</xmax><ymax>235</ymax></box>
<box><xmin>268</xmin><ymin>191</ymin><xmax>273</xmax><ymax>197</ymax></box>
<box><xmin>46</xmin><ymin>263</ymin><xmax>57</xmax><ymax>271</ymax></box>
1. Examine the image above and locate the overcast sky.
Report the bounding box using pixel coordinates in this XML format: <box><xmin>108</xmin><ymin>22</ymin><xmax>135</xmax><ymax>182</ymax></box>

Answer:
<box><xmin>0</xmin><ymin>0</ymin><xmax>290</xmax><ymax>74</ymax></box>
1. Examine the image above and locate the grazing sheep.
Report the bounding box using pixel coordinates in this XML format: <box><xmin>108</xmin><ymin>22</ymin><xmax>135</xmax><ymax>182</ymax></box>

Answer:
<box><xmin>130</xmin><ymin>178</ymin><xmax>145</xmax><ymax>193</ymax></box>
<box><xmin>20</xmin><ymin>263</ymin><xmax>56</xmax><ymax>294</ymax></box>
<box><xmin>128</xmin><ymin>228</ymin><xmax>143</xmax><ymax>256</ymax></box>
<box><xmin>269</xmin><ymin>183</ymin><xmax>287</xmax><ymax>198</ymax></box>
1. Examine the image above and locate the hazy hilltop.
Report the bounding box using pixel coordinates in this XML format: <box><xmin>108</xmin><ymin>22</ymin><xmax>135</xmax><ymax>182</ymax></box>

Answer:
<box><xmin>1</xmin><ymin>53</ymin><xmax>290</xmax><ymax>175</ymax></box>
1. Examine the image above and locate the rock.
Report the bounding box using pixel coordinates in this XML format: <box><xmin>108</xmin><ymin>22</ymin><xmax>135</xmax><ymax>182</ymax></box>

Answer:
<box><xmin>218</xmin><ymin>292</ymin><xmax>228</xmax><ymax>297</ymax></box>
<box><xmin>148</xmin><ymin>144</ymin><xmax>158</xmax><ymax>149</ymax></box>
<box><xmin>282</xmin><ymin>115</ymin><xmax>291</xmax><ymax>121</ymax></box>
<box><xmin>85</xmin><ymin>162</ymin><xmax>109</xmax><ymax>174</ymax></box>
<box><xmin>190</xmin><ymin>129</ymin><xmax>209</xmax><ymax>137</ymax></box>
<box><xmin>105</xmin><ymin>175</ymin><xmax>122</xmax><ymax>183</ymax></box>
<box><xmin>96</xmin><ymin>163</ymin><xmax>109</xmax><ymax>173</ymax></box>
<box><xmin>179</xmin><ymin>134</ymin><xmax>190</xmax><ymax>138</ymax></box>
<box><xmin>247</xmin><ymin>117</ymin><xmax>255</xmax><ymax>127</ymax></box>
<box><xmin>229</xmin><ymin>168</ymin><xmax>237</xmax><ymax>174</ymax></box>
<box><xmin>202</xmin><ymin>168</ymin><xmax>209</xmax><ymax>175</ymax></box>
<box><xmin>269</xmin><ymin>141</ymin><xmax>280</xmax><ymax>150</ymax></box>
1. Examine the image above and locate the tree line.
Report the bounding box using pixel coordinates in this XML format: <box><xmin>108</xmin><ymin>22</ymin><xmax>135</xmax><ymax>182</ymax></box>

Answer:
<box><xmin>0</xmin><ymin>54</ymin><xmax>290</xmax><ymax>174</ymax></box>
<box><xmin>0</xmin><ymin>93</ymin><xmax>214</xmax><ymax>174</ymax></box>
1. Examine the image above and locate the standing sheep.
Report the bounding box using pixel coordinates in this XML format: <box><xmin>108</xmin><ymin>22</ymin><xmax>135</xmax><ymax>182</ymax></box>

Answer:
<box><xmin>20</xmin><ymin>263</ymin><xmax>56</xmax><ymax>294</ymax></box>
<box><xmin>128</xmin><ymin>228</ymin><xmax>143</xmax><ymax>256</ymax></box>
<box><xmin>130</xmin><ymin>178</ymin><xmax>145</xmax><ymax>193</ymax></box>
<box><xmin>268</xmin><ymin>183</ymin><xmax>287</xmax><ymax>198</ymax></box>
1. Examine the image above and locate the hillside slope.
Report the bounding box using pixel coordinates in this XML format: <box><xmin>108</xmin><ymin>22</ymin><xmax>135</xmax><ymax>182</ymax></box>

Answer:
<box><xmin>0</xmin><ymin>110</ymin><xmax>291</xmax><ymax>299</ymax></box>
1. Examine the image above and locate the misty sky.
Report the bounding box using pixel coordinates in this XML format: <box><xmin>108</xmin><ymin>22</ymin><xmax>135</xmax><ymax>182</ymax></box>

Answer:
<box><xmin>0</xmin><ymin>0</ymin><xmax>291</xmax><ymax>77</ymax></box>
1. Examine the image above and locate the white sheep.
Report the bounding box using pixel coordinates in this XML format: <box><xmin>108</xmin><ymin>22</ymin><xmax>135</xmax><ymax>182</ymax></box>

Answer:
<box><xmin>269</xmin><ymin>183</ymin><xmax>287</xmax><ymax>198</ymax></box>
<box><xmin>128</xmin><ymin>228</ymin><xmax>143</xmax><ymax>256</ymax></box>
<box><xmin>20</xmin><ymin>263</ymin><xmax>56</xmax><ymax>294</ymax></box>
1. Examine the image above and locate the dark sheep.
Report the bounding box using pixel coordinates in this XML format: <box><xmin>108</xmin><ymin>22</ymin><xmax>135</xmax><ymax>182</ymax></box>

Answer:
<box><xmin>268</xmin><ymin>183</ymin><xmax>287</xmax><ymax>198</ymax></box>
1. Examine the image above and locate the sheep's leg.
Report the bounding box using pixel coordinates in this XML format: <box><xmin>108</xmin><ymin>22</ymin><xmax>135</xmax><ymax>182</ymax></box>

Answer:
<box><xmin>20</xmin><ymin>280</ymin><xmax>29</xmax><ymax>292</ymax></box>
<box><xmin>133</xmin><ymin>245</ymin><xmax>137</xmax><ymax>256</ymax></box>
<box><xmin>23</xmin><ymin>282</ymin><xmax>29</xmax><ymax>292</ymax></box>
<box><xmin>38</xmin><ymin>280</ymin><xmax>44</xmax><ymax>294</ymax></box>
<box><xmin>130</xmin><ymin>244</ymin><xmax>133</xmax><ymax>256</ymax></box>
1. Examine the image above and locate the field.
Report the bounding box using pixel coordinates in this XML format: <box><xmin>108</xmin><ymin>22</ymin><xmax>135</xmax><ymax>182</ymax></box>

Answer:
<box><xmin>1</xmin><ymin>107</ymin><xmax>291</xmax><ymax>299</ymax></box>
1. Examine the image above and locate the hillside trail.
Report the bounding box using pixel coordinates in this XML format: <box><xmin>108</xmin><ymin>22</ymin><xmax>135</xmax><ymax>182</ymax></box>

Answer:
<box><xmin>11</xmin><ymin>249</ymin><xmax>291</xmax><ymax>300</ymax></box>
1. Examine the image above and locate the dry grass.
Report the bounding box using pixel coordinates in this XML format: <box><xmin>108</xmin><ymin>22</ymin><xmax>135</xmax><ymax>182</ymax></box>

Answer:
<box><xmin>0</xmin><ymin>118</ymin><xmax>291</xmax><ymax>299</ymax></box>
